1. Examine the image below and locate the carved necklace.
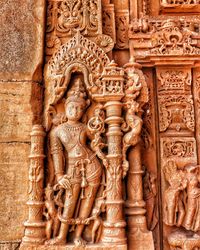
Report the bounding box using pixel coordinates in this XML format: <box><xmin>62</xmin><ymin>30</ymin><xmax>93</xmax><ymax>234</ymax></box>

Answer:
<box><xmin>64</xmin><ymin>122</ymin><xmax>84</xmax><ymax>131</ymax></box>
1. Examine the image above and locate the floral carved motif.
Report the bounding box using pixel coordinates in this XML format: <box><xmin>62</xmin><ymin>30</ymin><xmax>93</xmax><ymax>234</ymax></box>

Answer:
<box><xmin>102</xmin><ymin>4</ymin><xmax>116</xmax><ymax>43</ymax></box>
<box><xmin>47</xmin><ymin>0</ymin><xmax>102</xmax><ymax>37</ymax></box>
<box><xmin>115</xmin><ymin>10</ymin><xmax>129</xmax><ymax>49</ymax></box>
<box><xmin>151</xmin><ymin>20</ymin><xmax>200</xmax><ymax>55</ymax></box>
<box><xmin>158</xmin><ymin>95</ymin><xmax>194</xmax><ymax>132</ymax></box>
<box><xmin>162</xmin><ymin>138</ymin><xmax>196</xmax><ymax>158</ymax></box>
<box><xmin>129</xmin><ymin>18</ymin><xmax>200</xmax><ymax>60</ymax></box>
<box><xmin>162</xmin><ymin>0</ymin><xmax>200</xmax><ymax>3</ymax></box>
<box><xmin>157</xmin><ymin>70</ymin><xmax>191</xmax><ymax>92</ymax></box>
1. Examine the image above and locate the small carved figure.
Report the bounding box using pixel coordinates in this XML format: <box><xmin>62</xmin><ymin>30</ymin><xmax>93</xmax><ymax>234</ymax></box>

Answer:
<box><xmin>43</xmin><ymin>184</ymin><xmax>60</xmax><ymax>239</ymax></box>
<box><xmin>163</xmin><ymin>160</ymin><xmax>186</xmax><ymax>227</ymax></box>
<box><xmin>88</xmin><ymin>106</ymin><xmax>108</xmax><ymax>169</ymax></box>
<box><xmin>143</xmin><ymin>170</ymin><xmax>158</xmax><ymax>231</ymax></box>
<box><xmin>46</xmin><ymin>77</ymin><xmax>102</xmax><ymax>246</ymax></box>
<box><xmin>122</xmin><ymin>100</ymin><xmax>143</xmax><ymax>177</ymax></box>
<box><xmin>85</xmin><ymin>197</ymin><xmax>106</xmax><ymax>243</ymax></box>
<box><xmin>183</xmin><ymin>164</ymin><xmax>200</xmax><ymax>232</ymax></box>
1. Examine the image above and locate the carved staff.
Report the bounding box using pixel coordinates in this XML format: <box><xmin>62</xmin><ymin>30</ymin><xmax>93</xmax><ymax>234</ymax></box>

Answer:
<box><xmin>22</xmin><ymin>125</ymin><xmax>46</xmax><ymax>246</ymax></box>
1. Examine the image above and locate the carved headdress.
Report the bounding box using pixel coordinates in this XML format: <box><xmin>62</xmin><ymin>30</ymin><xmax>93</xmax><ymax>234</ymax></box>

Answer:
<box><xmin>65</xmin><ymin>77</ymin><xmax>89</xmax><ymax>107</ymax></box>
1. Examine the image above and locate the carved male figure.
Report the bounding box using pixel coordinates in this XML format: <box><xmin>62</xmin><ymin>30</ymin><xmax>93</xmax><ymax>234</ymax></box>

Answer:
<box><xmin>47</xmin><ymin>77</ymin><xmax>102</xmax><ymax>246</ymax></box>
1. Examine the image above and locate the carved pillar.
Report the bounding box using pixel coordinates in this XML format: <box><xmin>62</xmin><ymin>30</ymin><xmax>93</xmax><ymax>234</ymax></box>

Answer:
<box><xmin>126</xmin><ymin>144</ymin><xmax>154</xmax><ymax>249</ymax></box>
<box><xmin>124</xmin><ymin>61</ymin><xmax>154</xmax><ymax>250</ymax></box>
<box><xmin>193</xmin><ymin>69</ymin><xmax>200</xmax><ymax>164</ymax></box>
<box><xmin>22</xmin><ymin>125</ymin><xmax>46</xmax><ymax>246</ymax></box>
<box><xmin>102</xmin><ymin>101</ymin><xmax>126</xmax><ymax>245</ymax></box>
<box><xmin>98</xmin><ymin>62</ymin><xmax>126</xmax><ymax>246</ymax></box>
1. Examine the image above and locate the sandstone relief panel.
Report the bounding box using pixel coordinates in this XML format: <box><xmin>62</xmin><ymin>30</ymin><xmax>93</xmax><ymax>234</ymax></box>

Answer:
<box><xmin>2</xmin><ymin>0</ymin><xmax>200</xmax><ymax>250</ymax></box>
<box><xmin>20</xmin><ymin>27</ymin><xmax>154</xmax><ymax>248</ymax></box>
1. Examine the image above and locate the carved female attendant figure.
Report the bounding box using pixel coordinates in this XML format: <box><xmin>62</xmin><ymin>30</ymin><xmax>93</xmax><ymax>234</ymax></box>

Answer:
<box><xmin>122</xmin><ymin>100</ymin><xmax>143</xmax><ymax>177</ymax></box>
<box><xmin>47</xmin><ymin>77</ymin><xmax>102</xmax><ymax>246</ymax></box>
<box><xmin>183</xmin><ymin>164</ymin><xmax>200</xmax><ymax>232</ymax></box>
<box><xmin>163</xmin><ymin>161</ymin><xmax>186</xmax><ymax>227</ymax></box>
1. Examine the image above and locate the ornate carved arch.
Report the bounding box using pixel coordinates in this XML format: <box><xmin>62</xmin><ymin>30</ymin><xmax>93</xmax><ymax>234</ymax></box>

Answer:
<box><xmin>44</xmin><ymin>32</ymin><xmax>110</xmax><ymax>130</ymax></box>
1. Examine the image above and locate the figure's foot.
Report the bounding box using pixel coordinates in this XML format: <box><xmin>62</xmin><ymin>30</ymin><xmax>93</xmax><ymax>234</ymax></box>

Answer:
<box><xmin>74</xmin><ymin>237</ymin><xmax>86</xmax><ymax>247</ymax></box>
<box><xmin>45</xmin><ymin>237</ymin><xmax>66</xmax><ymax>245</ymax></box>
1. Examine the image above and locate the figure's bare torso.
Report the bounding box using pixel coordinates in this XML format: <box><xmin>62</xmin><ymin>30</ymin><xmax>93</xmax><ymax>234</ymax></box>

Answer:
<box><xmin>54</xmin><ymin>122</ymin><xmax>102</xmax><ymax>183</ymax></box>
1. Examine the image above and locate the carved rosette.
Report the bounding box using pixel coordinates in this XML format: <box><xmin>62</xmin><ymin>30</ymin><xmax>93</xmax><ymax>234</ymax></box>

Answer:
<box><xmin>22</xmin><ymin>125</ymin><xmax>46</xmax><ymax>246</ymax></box>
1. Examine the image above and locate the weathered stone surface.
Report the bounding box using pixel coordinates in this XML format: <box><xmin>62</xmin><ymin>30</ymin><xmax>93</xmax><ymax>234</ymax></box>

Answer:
<box><xmin>0</xmin><ymin>142</ymin><xmax>29</xmax><ymax>241</ymax></box>
<box><xmin>0</xmin><ymin>81</ymin><xmax>43</xmax><ymax>241</ymax></box>
<box><xmin>0</xmin><ymin>82</ymin><xmax>43</xmax><ymax>142</ymax></box>
<box><xmin>0</xmin><ymin>0</ymin><xmax>45</xmax><ymax>81</ymax></box>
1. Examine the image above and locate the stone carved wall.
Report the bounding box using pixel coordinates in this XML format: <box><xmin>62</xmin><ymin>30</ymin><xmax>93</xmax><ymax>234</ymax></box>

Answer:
<box><xmin>1</xmin><ymin>0</ymin><xmax>200</xmax><ymax>250</ymax></box>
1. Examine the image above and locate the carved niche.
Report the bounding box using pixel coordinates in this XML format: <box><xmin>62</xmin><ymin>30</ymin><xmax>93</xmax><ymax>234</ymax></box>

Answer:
<box><xmin>20</xmin><ymin>6</ymin><xmax>153</xmax><ymax>246</ymax></box>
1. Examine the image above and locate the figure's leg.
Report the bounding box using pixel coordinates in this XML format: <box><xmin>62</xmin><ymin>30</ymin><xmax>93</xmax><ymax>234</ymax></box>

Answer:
<box><xmin>58</xmin><ymin>184</ymin><xmax>81</xmax><ymax>241</ymax></box>
<box><xmin>183</xmin><ymin>199</ymin><xmax>196</xmax><ymax>230</ymax></box>
<box><xmin>47</xmin><ymin>184</ymin><xmax>81</xmax><ymax>245</ymax></box>
<box><xmin>46</xmin><ymin>220</ymin><xmax>53</xmax><ymax>239</ymax></box>
<box><xmin>177</xmin><ymin>200</ymin><xmax>185</xmax><ymax>227</ymax></box>
<box><xmin>74</xmin><ymin>185</ymin><xmax>99</xmax><ymax>246</ymax></box>
<box><xmin>92</xmin><ymin>218</ymin><xmax>101</xmax><ymax>243</ymax></box>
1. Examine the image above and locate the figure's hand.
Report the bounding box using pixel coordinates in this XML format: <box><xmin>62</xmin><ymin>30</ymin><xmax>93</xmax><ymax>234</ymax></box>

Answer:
<box><xmin>58</xmin><ymin>175</ymin><xmax>71</xmax><ymax>190</ymax></box>
<box><xmin>122</xmin><ymin>161</ymin><xmax>129</xmax><ymax>178</ymax></box>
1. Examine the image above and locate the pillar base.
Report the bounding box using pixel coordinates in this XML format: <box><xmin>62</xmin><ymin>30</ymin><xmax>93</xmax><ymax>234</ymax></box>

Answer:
<box><xmin>19</xmin><ymin>243</ymin><xmax>127</xmax><ymax>250</ymax></box>
<box><xmin>128</xmin><ymin>228</ymin><xmax>154</xmax><ymax>250</ymax></box>
<box><xmin>21</xmin><ymin>221</ymin><xmax>46</xmax><ymax>246</ymax></box>
<box><xmin>100</xmin><ymin>221</ymin><xmax>127</xmax><ymax>245</ymax></box>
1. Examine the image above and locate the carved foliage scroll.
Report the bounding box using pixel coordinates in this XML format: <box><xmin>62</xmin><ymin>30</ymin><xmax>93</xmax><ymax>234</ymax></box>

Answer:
<box><xmin>47</xmin><ymin>0</ymin><xmax>102</xmax><ymax>37</ymax></box>
<box><xmin>115</xmin><ymin>10</ymin><xmax>129</xmax><ymax>49</ymax></box>
<box><xmin>129</xmin><ymin>18</ymin><xmax>200</xmax><ymax>60</ymax></box>
<box><xmin>102</xmin><ymin>3</ymin><xmax>116</xmax><ymax>43</ymax></box>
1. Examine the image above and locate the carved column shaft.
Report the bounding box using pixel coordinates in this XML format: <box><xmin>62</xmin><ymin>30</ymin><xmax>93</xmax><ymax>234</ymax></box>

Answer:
<box><xmin>101</xmin><ymin>101</ymin><xmax>126</xmax><ymax>244</ymax></box>
<box><xmin>126</xmin><ymin>144</ymin><xmax>154</xmax><ymax>249</ymax></box>
<box><xmin>126</xmin><ymin>144</ymin><xmax>146</xmax><ymax>218</ymax></box>
<box><xmin>22</xmin><ymin>125</ymin><xmax>46</xmax><ymax>245</ymax></box>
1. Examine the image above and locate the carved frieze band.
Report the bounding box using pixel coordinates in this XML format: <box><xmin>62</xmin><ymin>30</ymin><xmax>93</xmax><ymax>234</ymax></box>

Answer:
<box><xmin>160</xmin><ymin>0</ymin><xmax>200</xmax><ymax>14</ymax></box>
<box><xmin>129</xmin><ymin>18</ymin><xmax>200</xmax><ymax>59</ymax></box>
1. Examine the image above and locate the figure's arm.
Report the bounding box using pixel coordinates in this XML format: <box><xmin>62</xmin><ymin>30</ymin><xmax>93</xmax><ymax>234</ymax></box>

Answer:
<box><xmin>50</xmin><ymin>129</ymin><xmax>72</xmax><ymax>190</ymax></box>
<box><xmin>49</xmin><ymin>129</ymin><xmax>64</xmax><ymax>182</ymax></box>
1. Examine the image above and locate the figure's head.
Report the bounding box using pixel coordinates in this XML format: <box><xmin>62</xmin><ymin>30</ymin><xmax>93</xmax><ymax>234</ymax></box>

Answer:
<box><xmin>65</xmin><ymin>77</ymin><xmax>88</xmax><ymax>121</ymax></box>
<box><xmin>65</xmin><ymin>100</ymin><xmax>86</xmax><ymax>121</ymax></box>
<box><xmin>184</xmin><ymin>163</ymin><xmax>199</xmax><ymax>174</ymax></box>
